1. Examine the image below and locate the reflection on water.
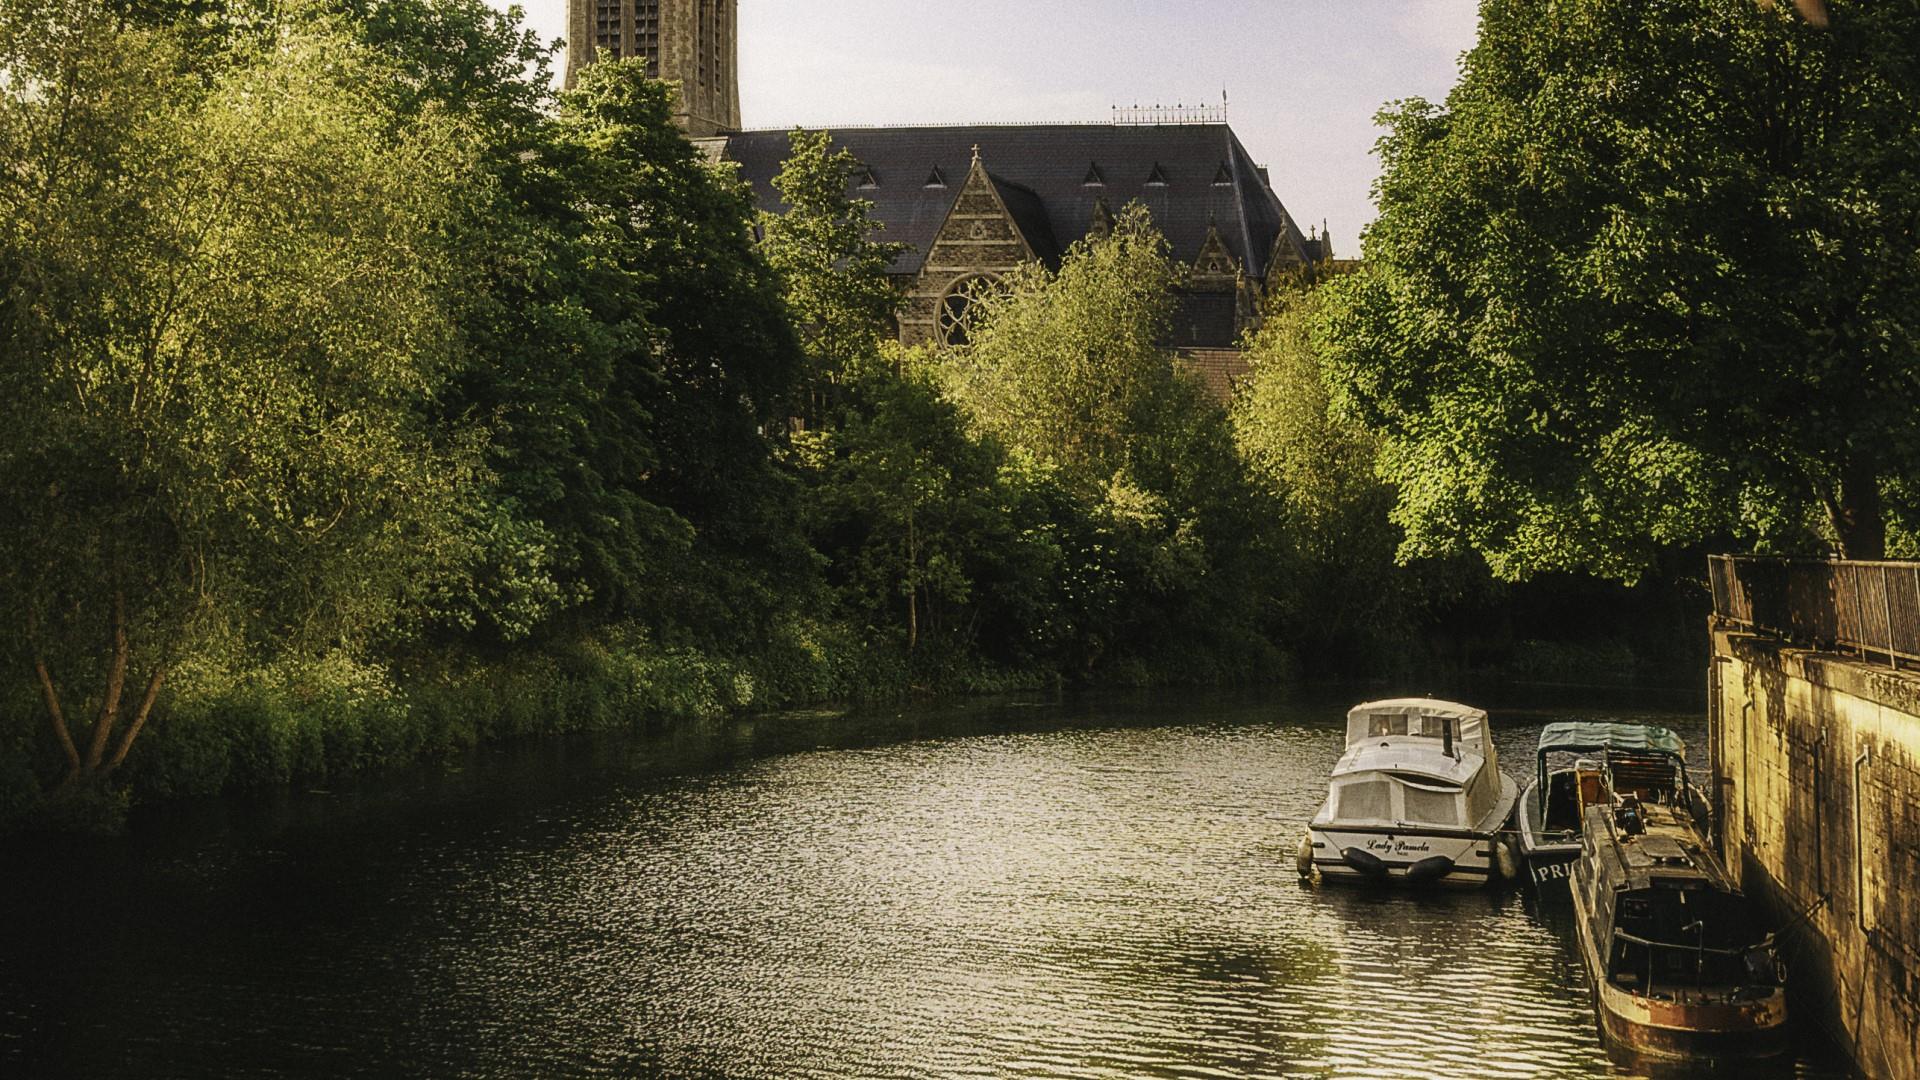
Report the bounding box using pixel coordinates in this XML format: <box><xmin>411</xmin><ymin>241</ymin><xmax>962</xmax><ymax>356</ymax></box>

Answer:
<box><xmin>0</xmin><ymin>688</ymin><xmax>1851</xmax><ymax>1078</ymax></box>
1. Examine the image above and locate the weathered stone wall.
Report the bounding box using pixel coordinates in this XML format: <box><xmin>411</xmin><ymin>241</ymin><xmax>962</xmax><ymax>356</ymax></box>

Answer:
<box><xmin>900</xmin><ymin>163</ymin><xmax>1032</xmax><ymax>347</ymax></box>
<box><xmin>566</xmin><ymin>0</ymin><xmax>739</xmax><ymax>135</ymax></box>
<box><xmin>657</xmin><ymin>0</ymin><xmax>738</xmax><ymax>136</ymax></box>
<box><xmin>1712</xmin><ymin>626</ymin><xmax>1920</xmax><ymax>1079</ymax></box>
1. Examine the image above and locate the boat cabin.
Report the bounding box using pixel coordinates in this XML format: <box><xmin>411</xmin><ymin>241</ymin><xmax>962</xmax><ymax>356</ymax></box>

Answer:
<box><xmin>1328</xmin><ymin>699</ymin><xmax>1501</xmax><ymax>829</ymax></box>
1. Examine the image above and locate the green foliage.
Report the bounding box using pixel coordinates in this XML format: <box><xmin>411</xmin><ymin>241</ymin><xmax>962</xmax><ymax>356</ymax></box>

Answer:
<box><xmin>941</xmin><ymin>208</ymin><xmax>1284</xmax><ymax>680</ymax></box>
<box><xmin>947</xmin><ymin>204</ymin><xmax>1181</xmax><ymax>490</ymax></box>
<box><xmin>1329</xmin><ymin>0</ymin><xmax>1920</xmax><ymax>578</ymax></box>
<box><xmin>761</xmin><ymin>129</ymin><xmax>906</xmax><ymax>419</ymax></box>
<box><xmin>1233</xmin><ymin>285</ymin><xmax>1414</xmax><ymax>666</ymax></box>
<box><xmin>0</xmin><ymin>0</ymin><xmax>494</xmax><ymax>787</ymax></box>
<box><xmin>0</xmin><ymin>0</ymin><xmax>1721</xmax><ymax>830</ymax></box>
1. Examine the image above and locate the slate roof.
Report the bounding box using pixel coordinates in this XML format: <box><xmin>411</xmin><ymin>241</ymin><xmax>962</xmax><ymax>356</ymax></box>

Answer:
<box><xmin>720</xmin><ymin>123</ymin><xmax>1309</xmax><ymax>279</ymax></box>
<box><xmin>987</xmin><ymin>173</ymin><xmax>1061</xmax><ymax>266</ymax></box>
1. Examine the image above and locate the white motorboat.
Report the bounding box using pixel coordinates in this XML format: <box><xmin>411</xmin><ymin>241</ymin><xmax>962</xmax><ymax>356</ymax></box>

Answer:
<box><xmin>1300</xmin><ymin>698</ymin><xmax>1519</xmax><ymax>887</ymax></box>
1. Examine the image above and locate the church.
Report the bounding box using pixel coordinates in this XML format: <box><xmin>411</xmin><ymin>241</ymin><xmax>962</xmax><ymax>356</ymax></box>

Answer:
<box><xmin>566</xmin><ymin>0</ymin><xmax>1332</xmax><ymax>395</ymax></box>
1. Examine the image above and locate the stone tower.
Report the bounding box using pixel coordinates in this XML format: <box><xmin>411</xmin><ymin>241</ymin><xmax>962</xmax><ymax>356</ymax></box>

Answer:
<box><xmin>565</xmin><ymin>0</ymin><xmax>741</xmax><ymax>136</ymax></box>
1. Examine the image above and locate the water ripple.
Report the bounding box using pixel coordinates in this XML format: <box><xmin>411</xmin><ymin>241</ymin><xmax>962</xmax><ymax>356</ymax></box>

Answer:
<box><xmin>0</xmin><ymin>697</ymin><xmax>1851</xmax><ymax>1078</ymax></box>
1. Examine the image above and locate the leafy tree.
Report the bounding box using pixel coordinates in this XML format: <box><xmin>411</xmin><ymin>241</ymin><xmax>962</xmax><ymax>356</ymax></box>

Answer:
<box><xmin>760</xmin><ymin>129</ymin><xmax>906</xmax><ymax>423</ymax></box>
<box><xmin>0</xmin><ymin>2</ymin><xmax>489</xmax><ymax>788</ymax></box>
<box><xmin>946</xmin><ymin>203</ymin><xmax>1181</xmax><ymax>491</ymax></box>
<box><xmin>542</xmin><ymin>61</ymin><xmax>811</xmax><ymax>647</ymax></box>
<box><xmin>945</xmin><ymin>207</ymin><xmax>1279</xmax><ymax>678</ymax></box>
<box><xmin>801</xmin><ymin>351</ymin><xmax>1034</xmax><ymax>659</ymax></box>
<box><xmin>1327</xmin><ymin>0</ymin><xmax>1920</xmax><ymax>578</ymax></box>
<box><xmin>1233</xmin><ymin>284</ymin><xmax>1413</xmax><ymax>665</ymax></box>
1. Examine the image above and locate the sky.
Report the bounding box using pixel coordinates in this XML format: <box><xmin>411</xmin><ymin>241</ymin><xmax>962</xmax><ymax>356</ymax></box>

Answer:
<box><xmin>493</xmin><ymin>1</ymin><xmax>1482</xmax><ymax>256</ymax></box>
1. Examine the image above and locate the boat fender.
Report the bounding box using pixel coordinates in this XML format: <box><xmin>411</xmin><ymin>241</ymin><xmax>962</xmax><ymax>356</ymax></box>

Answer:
<box><xmin>1405</xmin><ymin>855</ymin><xmax>1455</xmax><ymax>884</ymax></box>
<box><xmin>1494</xmin><ymin>837</ymin><xmax>1520</xmax><ymax>882</ymax></box>
<box><xmin>1296</xmin><ymin>833</ymin><xmax>1315</xmax><ymax>880</ymax></box>
<box><xmin>1340</xmin><ymin>847</ymin><xmax>1390</xmax><ymax>878</ymax></box>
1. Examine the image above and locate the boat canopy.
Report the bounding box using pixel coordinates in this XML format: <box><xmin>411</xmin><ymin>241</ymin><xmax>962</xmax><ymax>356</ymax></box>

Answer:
<box><xmin>1536</xmin><ymin>722</ymin><xmax>1685</xmax><ymax>761</ymax></box>
<box><xmin>1345</xmin><ymin>699</ymin><xmax>1492</xmax><ymax>763</ymax></box>
<box><xmin>1535</xmin><ymin>722</ymin><xmax>1686</xmax><ymax>808</ymax></box>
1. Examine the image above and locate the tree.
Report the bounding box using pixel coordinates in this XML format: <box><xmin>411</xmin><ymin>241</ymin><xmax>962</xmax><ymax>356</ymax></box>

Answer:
<box><xmin>541</xmin><ymin>61</ymin><xmax>811</xmax><ymax>647</ymax></box>
<box><xmin>760</xmin><ymin>129</ymin><xmax>906</xmax><ymax>423</ymax></box>
<box><xmin>945</xmin><ymin>203</ymin><xmax>1182</xmax><ymax>490</ymax></box>
<box><xmin>945</xmin><ymin>207</ymin><xmax>1279</xmax><ymax>678</ymax></box>
<box><xmin>0</xmin><ymin>2</ymin><xmax>488</xmax><ymax>788</ymax></box>
<box><xmin>801</xmin><ymin>350</ymin><xmax>1028</xmax><ymax>658</ymax></box>
<box><xmin>1233</xmin><ymin>283</ymin><xmax>1413</xmax><ymax>665</ymax></box>
<box><xmin>1327</xmin><ymin>0</ymin><xmax>1920</xmax><ymax>578</ymax></box>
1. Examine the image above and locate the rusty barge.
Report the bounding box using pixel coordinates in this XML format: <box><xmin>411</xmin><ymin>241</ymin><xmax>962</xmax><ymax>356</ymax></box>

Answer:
<box><xmin>1569</xmin><ymin>791</ymin><xmax>1787</xmax><ymax>1061</ymax></box>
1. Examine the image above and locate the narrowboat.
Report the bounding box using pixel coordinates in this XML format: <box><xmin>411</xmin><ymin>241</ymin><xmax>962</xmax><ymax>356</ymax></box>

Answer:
<box><xmin>1300</xmin><ymin>698</ymin><xmax>1519</xmax><ymax>887</ymax></box>
<box><xmin>1516</xmin><ymin>722</ymin><xmax>1689</xmax><ymax>894</ymax></box>
<box><xmin>1569</xmin><ymin>795</ymin><xmax>1787</xmax><ymax>1060</ymax></box>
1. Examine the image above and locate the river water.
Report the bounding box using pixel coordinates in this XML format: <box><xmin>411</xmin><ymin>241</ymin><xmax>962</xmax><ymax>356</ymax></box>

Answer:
<box><xmin>0</xmin><ymin>687</ymin><xmax>1853</xmax><ymax>1079</ymax></box>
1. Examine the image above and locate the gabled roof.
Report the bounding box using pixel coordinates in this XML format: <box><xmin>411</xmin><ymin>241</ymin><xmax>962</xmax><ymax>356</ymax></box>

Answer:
<box><xmin>719</xmin><ymin>123</ymin><xmax>1310</xmax><ymax>278</ymax></box>
<box><xmin>987</xmin><ymin>173</ymin><xmax>1060</xmax><ymax>266</ymax></box>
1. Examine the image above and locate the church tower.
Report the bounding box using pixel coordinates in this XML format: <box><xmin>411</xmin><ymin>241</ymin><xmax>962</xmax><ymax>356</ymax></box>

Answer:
<box><xmin>565</xmin><ymin>0</ymin><xmax>741</xmax><ymax>136</ymax></box>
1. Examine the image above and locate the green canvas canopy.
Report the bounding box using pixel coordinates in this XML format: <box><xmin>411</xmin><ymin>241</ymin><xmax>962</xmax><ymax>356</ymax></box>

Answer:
<box><xmin>1534</xmin><ymin>722</ymin><xmax>1687</xmax><ymax>811</ymax></box>
<box><xmin>1536</xmin><ymin>722</ymin><xmax>1686</xmax><ymax>760</ymax></box>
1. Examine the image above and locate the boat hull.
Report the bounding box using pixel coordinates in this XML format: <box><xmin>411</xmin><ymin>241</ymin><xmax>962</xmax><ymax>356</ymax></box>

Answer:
<box><xmin>1516</xmin><ymin>780</ymin><xmax>1581</xmax><ymax>894</ymax></box>
<box><xmin>1305</xmin><ymin>827</ymin><xmax>1500</xmax><ymax>888</ymax></box>
<box><xmin>1590</xmin><ymin>980</ymin><xmax>1789</xmax><ymax>1061</ymax></box>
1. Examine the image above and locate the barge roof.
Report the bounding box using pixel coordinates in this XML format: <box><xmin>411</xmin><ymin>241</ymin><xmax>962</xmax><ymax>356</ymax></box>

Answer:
<box><xmin>1583</xmin><ymin>803</ymin><xmax>1732</xmax><ymax>892</ymax></box>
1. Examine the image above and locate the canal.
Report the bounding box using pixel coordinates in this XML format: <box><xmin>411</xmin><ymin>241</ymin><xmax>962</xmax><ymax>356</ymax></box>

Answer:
<box><xmin>0</xmin><ymin>688</ymin><xmax>1853</xmax><ymax>1078</ymax></box>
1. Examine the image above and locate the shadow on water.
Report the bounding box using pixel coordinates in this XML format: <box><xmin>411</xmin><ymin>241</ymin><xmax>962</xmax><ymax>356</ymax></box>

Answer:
<box><xmin>0</xmin><ymin>683</ymin><xmax>1855</xmax><ymax>1079</ymax></box>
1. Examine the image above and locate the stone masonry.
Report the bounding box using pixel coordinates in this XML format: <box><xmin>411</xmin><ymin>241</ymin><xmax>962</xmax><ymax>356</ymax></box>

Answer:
<box><xmin>1711</xmin><ymin>627</ymin><xmax>1920</xmax><ymax>1079</ymax></box>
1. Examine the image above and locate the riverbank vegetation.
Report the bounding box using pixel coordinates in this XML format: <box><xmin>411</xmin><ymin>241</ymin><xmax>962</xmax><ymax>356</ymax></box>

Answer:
<box><xmin>4</xmin><ymin>0</ymin><xmax>1833</xmax><ymax>827</ymax></box>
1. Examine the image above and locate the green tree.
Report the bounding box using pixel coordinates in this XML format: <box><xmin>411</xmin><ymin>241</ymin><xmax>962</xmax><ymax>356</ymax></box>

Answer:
<box><xmin>946</xmin><ymin>203</ymin><xmax>1181</xmax><ymax>490</ymax></box>
<box><xmin>801</xmin><ymin>351</ymin><xmax>1032</xmax><ymax>659</ymax></box>
<box><xmin>0</xmin><ymin>2</ymin><xmax>489</xmax><ymax>789</ymax></box>
<box><xmin>1233</xmin><ymin>283</ymin><xmax>1412</xmax><ymax>666</ymax></box>
<box><xmin>1328</xmin><ymin>0</ymin><xmax>1920</xmax><ymax>578</ymax></box>
<box><xmin>540</xmin><ymin>60</ymin><xmax>810</xmax><ymax>647</ymax></box>
<box><xmin>946</xmin><ymin>206</ymin><xmax>1280</xmax><ymax>679</ymax></box>
<box><xmin>760</xmin><ymin>129</ymin><xmax>906</xmax><ymax>423</ymax></box>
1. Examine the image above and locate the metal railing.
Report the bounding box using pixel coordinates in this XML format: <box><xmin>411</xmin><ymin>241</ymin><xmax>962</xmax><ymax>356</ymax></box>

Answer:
<box><xmin>1709</xmin><ymin>556</ymin><xmax>1920</xmax><ymax>671</ymax></box>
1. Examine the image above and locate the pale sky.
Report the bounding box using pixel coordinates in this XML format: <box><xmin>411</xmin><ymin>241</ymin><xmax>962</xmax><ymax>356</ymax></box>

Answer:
<box><xmin>492</xmin><ymin>1</ymin><xmax>1481</xmax><ymax>256</ymax></box>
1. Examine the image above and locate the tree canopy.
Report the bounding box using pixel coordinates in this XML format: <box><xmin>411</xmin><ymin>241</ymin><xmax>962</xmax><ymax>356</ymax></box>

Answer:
<box><xmin>0</xmin><ymin>1</ymin><xmax>486</xmax><ymax>784</ymax></box>
<box><xmin>1327</xmin><ymin>0</ymin><xmax>1920</xmax><ymax>579</ymax></box>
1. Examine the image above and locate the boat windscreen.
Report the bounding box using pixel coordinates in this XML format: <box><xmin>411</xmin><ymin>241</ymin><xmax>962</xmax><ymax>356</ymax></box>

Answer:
<box><xmin>1334</xmin><ymin>779</ymin><xmax>1391</xmax><ymax>821</ymax></box>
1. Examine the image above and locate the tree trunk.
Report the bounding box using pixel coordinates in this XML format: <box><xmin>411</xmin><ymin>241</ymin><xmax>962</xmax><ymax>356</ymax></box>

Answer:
<box><xmin>34</xmin><ymin>654</ymin><xmax>81</xmax><ymax>781</ymax></box>
<box><xmin>906</xmin><ymin>504</ymin><xmax>919</xmax><ymax>652</ymax></box>
<box><xmin>1826</xmin><ymin>456</ymin><xmax>1887</xmax><ymax>561</ymax></box>
<box><xmin>82</xmin><ymin>592</ymin><xmax>129</xmax><ymax>772</ymax></box>
<box><xmin>104</xmin><ymin>667</ymin><xmax>166</xmax><ymax>775</ymax></box>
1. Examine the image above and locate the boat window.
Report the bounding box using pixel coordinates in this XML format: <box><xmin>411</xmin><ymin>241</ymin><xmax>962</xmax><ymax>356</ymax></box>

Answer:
<box><xmin>1366</xmin><ymin>714</ymin><xmax>1409</xmax><ymax>737</ymax></box>
<box><xmin>1401</xmin><ymin>784</ymin><xmax>1460</xmax><ymax>826</ymax></box>
<box><xmin>1408</xmin><ymin>715</ymin><xmax>1455</xmax><ymax>740</ymax></box>
<box><xmin>1335</xmin><ymin>779</ymin><xmax>1391</xmax><ymax>821</ymax></box>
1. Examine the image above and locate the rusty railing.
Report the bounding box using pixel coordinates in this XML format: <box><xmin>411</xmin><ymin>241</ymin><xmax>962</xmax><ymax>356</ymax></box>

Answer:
<box><xmin>1709</xmin><ymin>555</ymin><xmax>1920</xmax><ymax>671</ymax></box>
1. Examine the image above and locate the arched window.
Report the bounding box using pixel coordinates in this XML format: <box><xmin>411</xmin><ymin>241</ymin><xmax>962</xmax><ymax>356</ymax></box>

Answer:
<box><xmin>938</xmin><ymin>274</ymin><xmax>1002</xmax><ymax>347</ymax></box>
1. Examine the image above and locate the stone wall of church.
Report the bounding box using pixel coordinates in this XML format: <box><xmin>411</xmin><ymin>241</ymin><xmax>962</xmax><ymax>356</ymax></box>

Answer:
<box><xmin>567</xmin><ymin>0</ymin><xmax>739</xmax><ymax>135</ymax></box>
<box><xmin>900</xmin><ymin>165</ymin><xmax>1034</xmax><ymax>346</ymax></box>
<box><xmin>660</xmin><ymin>0</ymin><xmax>740</xmax><ymax>136</ymax></box>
